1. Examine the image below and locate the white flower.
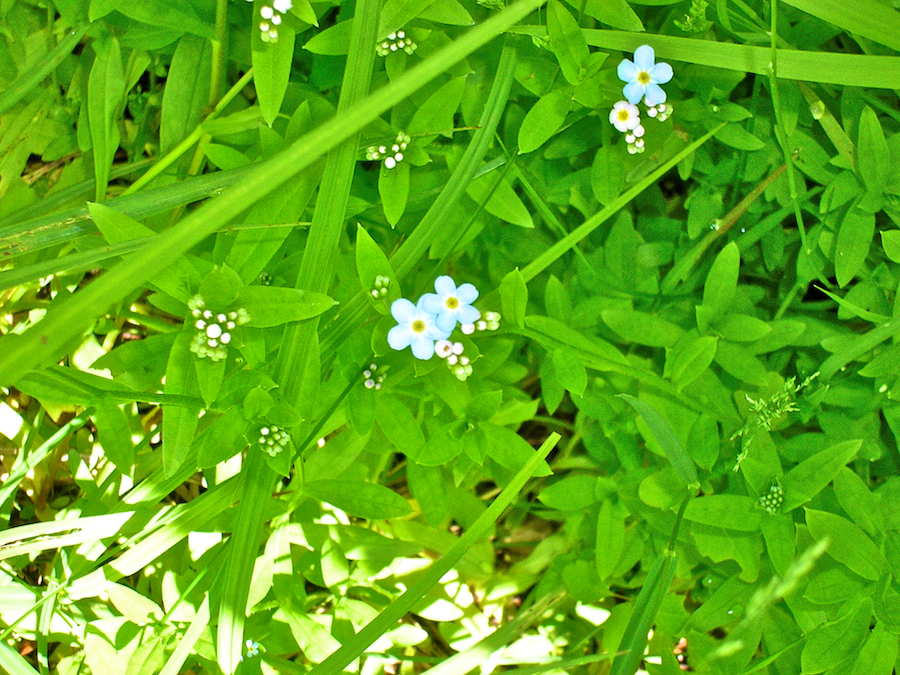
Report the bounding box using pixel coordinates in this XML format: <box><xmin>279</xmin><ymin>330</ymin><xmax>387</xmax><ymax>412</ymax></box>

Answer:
<box><xmin>387</xmin><ymin>298</ymin><xmax>450</xmax><ymax>360</ymax></box>
<box><xmin>273</xmin><ymin>0</ymin><xmax>292</xmax><ymax>12</ymax></box>
<box><xmin>419</xmin><ymin>276</ymin><xmax>481</xmax><ymax>333</ymax></box>
<box><xmin>609</xmin><ymin>101</ymin><xmax>641</xmax><ymax>133</ymax></box>
<box><xmin>617</xmin><ymin>45</ymin><xmax>673</xmax><ymax>106</ymax></box>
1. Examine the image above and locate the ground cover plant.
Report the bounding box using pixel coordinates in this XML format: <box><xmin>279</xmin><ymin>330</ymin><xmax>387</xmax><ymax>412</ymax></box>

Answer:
<box><xmin>2</xmin><ymin>0</ymin><xmax>900</xmax><ymax>673</ymax></box>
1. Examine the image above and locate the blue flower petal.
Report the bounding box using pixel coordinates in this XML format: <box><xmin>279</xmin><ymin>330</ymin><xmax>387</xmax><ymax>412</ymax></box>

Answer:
<box><xmin>623</xmin><ymin>81</ymin><xmax>645</xmax><ymax>105</ymax></box>
<box><xmin>433</xmin><ymin>275</ymin><xmax>457</xmax><ymax>296</ymax></box>
<box><xmin>634</xmin><ymin>45</ymin><xmax>655</xmax><ymax>71</ymax></box>
<box><xmin>390</xmin><ymin>298</ymin><xmax>416</xmax><ymax>323</ymax></box>
<box><xmin>617</xmin><ymin>59</ymin><xmax>638</xmax><ymax>82</ymax></box>
<box><xmin>457</xmin><ymin>305</ymin><xmax>481</xmax><ymax>325</ymax></box>
<box><xmin>388</xmin><ymin>324</ymin><xmax>413</xmax><ymax>350</ymax></box>
<box><xmin>651</xmin><ymin>61</ymin><xmax>673</xmax><ymax>84</ymax></box>
<box><xmin>434</xmin><ymin>312</ymin><xmax>457</xmax><ymax>333</ymax></box>
<box><xmin>644</xmin><ymin>82</ymin><xmax>667</xmax><ymax>105</ymax></box>
<box><xmin>456</xmin><ymin>283</ymin><xmax>479</xmax><ymax>304</ymax></box>
<box><xmin>420</xmin><ymin>293</ymin><xmax>445</xmax><ymax>314</ymax></box>
<box><xmin>411</xmin><ymin>335</ymin><xmax>435</xmax><ymax>359</ymax></box>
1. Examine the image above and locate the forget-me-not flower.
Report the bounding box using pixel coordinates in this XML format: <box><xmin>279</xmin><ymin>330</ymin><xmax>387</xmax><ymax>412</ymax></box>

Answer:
<box><xmin>609</xmin><ymin>101</ymin><xmax>641</xmax><ymax>133</ymax></box>
<box><xmin>388</xmin><ymin>298</ymin><xmax>451</xmax><ymax>360</ymax></box>
<box><xmin>617</xmin><ymin>45</ymin><xmax>673</xmax><ymax>106</ymax></box>
<box><xmin>420</xmin><ymin>276</ymin><xmax>481</xmax><ymax>333</ymax></box>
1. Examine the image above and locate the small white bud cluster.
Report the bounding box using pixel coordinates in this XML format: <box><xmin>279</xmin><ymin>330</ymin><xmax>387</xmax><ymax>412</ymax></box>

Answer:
<box><xmin>461</xmin><ymin>310</ymin><xmax>501</xmax><ymax>335</ymax></box>
<box><xmin>258</xmin><ymin>425</ymin><xmax>290</xmax><ymax>457</ymax></box>
<box><xmin>760</xmin><ymin>482</ymin><xmax>784</xmax><ymax>515</ymax></box>
<box><xmin>376</xmin><ymin>30</ymin><xmax>417</xmax><ymax>56</ymax></box>
<box><xmin>252</xmin><ymin>0</ymin><xmax>292</xmax><ymax>43</ymax></box>
<box><xmin>188</xmin><ymin>295</ymin><xmax>250</xmax><ymax>362</ymax></box>
<box><xmin>646</xmin><ymin>103</ymin><xmax>672</xmax><ymax>121</ymax></box>
<box><xmin>625</xmin><ymin>124</ymin><xmax>646</xmax><ymax>155</ymax></box>
<box><xmin>363</xmin><ymin>363</ymin><xmax>385</xmax><ymax>389</ymax></box>
<box><xmin>435</xmin><ymin>340</ymin><xmax>473</xmax><ymax>380</ymax></box>
<box><xmin>257</xmin><ymin>271</ymin><xmax>273</xmax><ymax>286</ymax></box>
<box><xmin>371</xmin><ymin>275</ymin><xmax>390</xmax><ymax>299</ymax></box>
<box><xmin>365</xmin><ymin>132</ymin><xmax>410</xmax><ymax>169</ymax></box>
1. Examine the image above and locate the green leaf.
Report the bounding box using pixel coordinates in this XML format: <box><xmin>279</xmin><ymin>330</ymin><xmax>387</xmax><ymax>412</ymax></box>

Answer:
<box><xmin>713</xmin><ymin>341</ymin><xmax>769</xmax><ymax>386</ymax></box>
<box><xmin>563</xmin><ymin>0</ymin><xmax>643</xmax><ymax>31</ymax></box>
<box><xmin>857</xmin><ymin>106</ymin><xmax>889</xmax><ymax>195</ymax></box>
<box><xmin>465</xmin><ymin>391</ymin><xmax>503</xmax><ymax>423</ymax></box>
<box><xmin>703</xmin><ymin>242</ymin><xmax>740</xmax><ymax>316</ymax></box>
<box><xmin>376</xmin><ymin>395</ymin><xmax>425</xmax><ymax>456</ymax></box>
<box><xmin>714</xmin><ymin>124</ymin><xmax>765</xmax><ymax>151</ymax></box>
<box><xmin>500</xmin><ymin>268</ymin><xmax>528</xmax><ymax>328</ymax></box>
<box><xmin>253</xmin><ymin>22</ymin><xmax>296</xmax><ymax>126</ymax></box>
<box><xmin>666</xmin><ymin>334</ymin><xmax>718</xmax><ymax>392</ymax></box>
<box><xmin>547</xmin><ymin>0</ymin><xmax>589</xmax><ymax>85</ymax></box>
<box><xmin>160</xmin><ymin>35</ymin><xmax>212</xmax><ymax>155</ymax></box>
<box><xmin>834</xmin><ymin>467</ymin><xmax>882</xmax><ymax>536</ymax></box>
<box><xmin>89</xmin><ymin>202</ymin><xmax>154</xmax><ymax>243</ymax></box>
<box><xmin>552</xmin><ymin>348</ymin><xmax>587</xmax><ymax>397</ymax></box>
<box><xmin>303</xmin><ymin>20</ymin><xmax>353</xmax><ymax>54</ymax></box>
<box><xmin>90</xmin><ymin>0</ymin><xmax>214</xmax><ymax>38</ymax></box>
<box><xmin>538</xmin><ymin>475</ymin><xmax>599</xmax><ymax>511</ymax></box>
<box><xmin>356</xmin><ymin>224</ymin><xmax>400</xmax><ymax>310</ymax></box>
<box><xmin>801</xmin><ymin>597</ymin><xmax>872</xmax><ymax>673</ymax></box>
<box><xmin>379</xmin><ymin>161</ymin><xmax>410</xmax><ymax>226</ymax></box>
<box><xmin>466</xmin><ymin>170</ymin><xmax>534</xmax><ymax>228</ymax></box>
<box><xmin>87</xmin><ymin>38</ymin><xmax>125</xmax><ymax>202</ymax></box>
<box><xmin>591</xmin><ymin>145</ymin><xmax>624</xmax><ymax>206</ymax></box>
<box><xmin>806</xmin><ymin>509</ymin><xmax>887</xmax><ymax>580</ymax></box>
<box><xmin>851</xmin><ymin>623</ymin><xmax>898</xmax><ymax>675</ymax></box>
<box><xmin>237</xmin><ymin>287</ymin><xmax>335</xmax><ymax>327</ymax></box>
<box><xmin>601</xmin><ymin>308</ymin><xmax>684</xmax><ymax>348</ymax></box>
<box><xmin>711</xmin><ymin>314</ymin><xmax>772</xmax><ymax>342</ymax></box>
<box><xmin>408</xmin><ymin>76</ymin><xmax>467</xmax><ymax>137</ymax></box>
<box><xmin>881</xmin><ymin>230</ymin><xmax>900</xmax><ymax>263</ymax></box>
<box><xmin>781</xmin><ymin>0</ymin><xmax>900</xmax><ymax>52</ymax></box>
<box><xmin>304</xmin><ymin>480</ymin><xmax>413</xmax><ymax>519</ymax></box>
<box><xmin>481</xmin><ymin>423</ymin><xmax>552</xmax><ymax>476</ymax></box>
<box><xmin>93</xmin><ymin>400</ymin><xmax>135</xmax><ymax>471</ymax></box>
<box><xmin>834</xmin><ymin>208</ymin><xmax>875</xmax><ymax>288</ymax></box>
<box><xmin>595</xmin><ymin>500</ymin><xmax>625</xmax><ymax>580</ymax></box>
<box><xmin>684</xmin><ymin>495</ymin><xmax>761</xmax><ymax>531</ymax></box>
<box><xmin>517</xmin><ymin>88</ymin><xmax>571</xmax><ymax>154</ymax></box>
<box><xmin>418</xmin><ymin>0</ymin><xmax>474</xmax><ymax>25</ymax></box>
<box><xmin>619</xmin><ymin>394</ymin><xmax>699</xmax><ymax>490</ymax></box>
<box><xmin>781</xmin><ymin>439</ymin><xmax>862</xmax><ymax>512</ymax></box>
<box><xmin>162</xmin><ymin>332</ymin><xmax>201</xmax><ymax>476</ymax></box>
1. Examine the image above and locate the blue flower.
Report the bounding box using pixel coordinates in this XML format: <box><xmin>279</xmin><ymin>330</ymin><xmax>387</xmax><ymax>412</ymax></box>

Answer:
<box><xmin>419</xmin><ymin>276</ymin><xmax>481</xmax><ymax>333</ymax></box>
<box><xmin>388</xmin><ymin>298</ymin><xmax>451</xmax><ymax>360</ymax></box>
<box><xmin>617</xmin><ymin>45</ymin><xmax>673</xmax><ymax>106</ymax></box>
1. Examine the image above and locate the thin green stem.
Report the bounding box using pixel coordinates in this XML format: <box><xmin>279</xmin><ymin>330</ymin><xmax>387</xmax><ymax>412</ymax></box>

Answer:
<box><xmin>211</xmin><ymin>0</ymin><xmax>230</xmax><ymax>106</ymax></box>
<box><xmin>121</xmin><ymin>69</ymin><xmax>254</xmax><ymax>196</ymax></box>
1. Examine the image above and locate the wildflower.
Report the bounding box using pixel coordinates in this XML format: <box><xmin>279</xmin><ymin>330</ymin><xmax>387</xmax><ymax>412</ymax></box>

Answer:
<box><xmin>387</xmin><ymin>298</ymin><xmax>451</xmax><ymax>360</ymax></box>
<box><xmin>376</xmin><ymin>29</ymin><xmax>417</xmax><ymax>56</ymax></box>
<box><xmin>420</xmin><ymin>276</ymin><xmax>481</xmax><ymax>333</ymax></box>
<box><xmin>646</xmin><ymin>103</ymin><xmax>673</xmax><ymax>122</ymax></box>
<box><xmin>240</xmin><ymin>639</ymin><xmax>261</xmax><ymax>661</ymax></box>
<box><xmin>609</xmin><ymin>101</ymin><xmax>641</xmax><ymax>133</ymax></box>
<box><xmin>625</xmin><ymin>124</ymin><xmax>646</xmax><ymax>154</ymax></box>
<box><xmin>435</xmin><ymin>340</ymin><xmax>472</xmax><ymax>380</ymax></box>
<box><xmin>363</xmin><ymin>363</ymin><xmax>386</xmax><ymax>389</ymax></box>
<box><xmin>474</xmin><ymin>311</ymin><xmax>501</xmax><ymax>332</ymax></box>
<box><xmin>252</xmin><ymin>0</ymin><xmax>292</xmax><ymax>43</ymax></box>
<box><xmin>366</xmin><ymin>132</ymin><xmax>410</xmax><ymax>169</ymax></box>
<box><xmin>617</xmin><ymin>45</ymin><xmax>673</xmax><ymax>106</ymax></box>
<box><xmin>258</xmin><ymin>425</ymin><xmax>291</xmax><ymax>457</ymax></box>
<box><xmin>187</xmin><ymin>295</ymin><xmax>250</xmax><ymax>362</ymax></box>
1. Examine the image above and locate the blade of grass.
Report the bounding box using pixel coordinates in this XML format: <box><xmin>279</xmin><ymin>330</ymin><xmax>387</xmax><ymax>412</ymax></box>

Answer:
<box><xmin>781</xmin><ymin>0</ymin><xmax>900</xmax><ymax>52</ymax></box>
<box><xmin>0</xmin><ymin>25</ymin><xmax>89</xmax><ymax>116</ymax></box>
<box><xmin>306</xmin><ymin>432</ymin><xmax>561</xmax><ymax>675</ymax></box>
<box><xmin>318</xmin><ymin>40</ymin><xmax>520</xmax><ymax>363</ymax></box>
<box><xmin>520</xmin><ymin>124</ymin><xmax>724</xmax><ymax>283</ymax></box>
<box><xmin>0</xmin><ymin>642</ymin><xmax>38</xmax><ymax>675</ymax></box>
<box><xmin>160</xmin><ymin>596</ymin><xmax>211</xmax><ymax>675</ymax></box>
<box><xmin>510</xmin><ymin>27</ymin><xmax>900</xmax><ymax>88</ymax></box>
<box><xmin>0</xmin><ymin>0</ymin><xmax>546</xmax><ymax>389</ymax></box>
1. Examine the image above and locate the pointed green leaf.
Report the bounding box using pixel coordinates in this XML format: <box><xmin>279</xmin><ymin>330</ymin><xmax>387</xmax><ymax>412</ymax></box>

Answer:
<box><xmin>238</xmin><ymin>287</ymin><xmax>335</xmax><ymax>327</ymax></box>
<box><xmin>518</xmin><ymin>88</ymin><xmax>571</xmax><ymax>154</ymax></box>
<box><xmin>547</xmin><ymin>0</ymin><xmax>589</xmax><ymax>85</ymax></box>
<box><xmin>781</xmin><ymin>439</ymin><xmax>862</xmax><ymax>511</ymax></box>
<box><xmin>835</xmin><ymin>208</ymin><xmax>874</xmax><ymax>288</ymax></box>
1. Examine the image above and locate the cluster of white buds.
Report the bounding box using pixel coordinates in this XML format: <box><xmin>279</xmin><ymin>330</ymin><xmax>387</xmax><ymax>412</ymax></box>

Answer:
<box><xmin>188</xmin><ymin>295</ymin><xmax>250</xmax><ymax>362</ymax></box>
<box><xmin>436</xmin><ymin>340</ymin><xmax>473</xmax><ymax>380</ymax></box>
<box><xmin>646</xmin><ymin>103</ymin><xmax>672</xmax><ymax>122</ymax></box>
<box><xmin>363</xmin><ymin>363</ymin><xmax>385</xmax><ymax>389</ymax></box>
<box><xmin>759</xmin><ymin>482</ymin><xmax>784</xmax><ymax>515</ymax></box>
<box><xmin>365</xmin><ymin>132</ymin><xmax>410</xmax><ymax>169</ymax></box>
<box><xmin>371</xmin><ymin>275</ymin><xmax>390</xmax><ymax>299</ymax></box>
<box><xmin>257</xmin><ymin>271</ymin><xmax>273</xmax><ymax>286</ymax></box>
<box><xmin>625</xmin><ymin>124</ymin><xmax>646</xmax><ymax>155</ymax></box>
<box><xmin>376</xmin><ymin>29</ymin><xmax>417</xmax><ymax>56</ymax></box>
<box><xmin>258</xmin><ymin>425</ymin><xmax>291</xmax><ymax>457</ymax></box>
<box><xmin>248</xmin><ymin>0</ymin><xmax>292</xmax><ymax>43</ymax></box>
<box><xmin>461</xmin><ymin>310</ymin><xmax>501</xmax><ymax>335</ymax></box>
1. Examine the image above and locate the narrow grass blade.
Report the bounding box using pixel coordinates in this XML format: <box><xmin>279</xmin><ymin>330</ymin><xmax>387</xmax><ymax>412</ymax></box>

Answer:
<box><xmin>0</xmin><ymin>0</ymin><xmax>545</xmax><ymax>389</ymax></box>
<box><xmin>0</xmin><ymin>26</ymin><xmax>89</xmax><ymax>116</ymax></box>
<box><xmin>618</xmin><ymin>394</ymin><xmax>699</xmax><ymax>491</ymax></box>
<box><xmin>781</xmin><ymin>0</ymin><xmax>900</xmax><ymax>52</ymax></box>
<box><xmin>520</xmin><ymin>124</ymin><xmax>723</xmax><ymax>283</ymax></box>
<box><xmin>510</xmin><ymin>27</ymin><xmax>900</xmax><ymax>88</ymax></box>
<box><xmin>216</xmin><ymin>451</ymin><xmax>274</xmax><ymax>674</ymax></box>
<box><xmin>306</xmin><ymin>433</ymin><xmax>560</xmax><ymax>675</ymax></box>
<box><xmin>609</xmin><ymin>548</ymin><xmax>678</xmax><ymax>675</ymax></box>
<box><xmin>0</xmin><ymin>512</ymin><xmax>135</xmax><ymax>562</ymax></box>
<box><xmin>0</xmin><ymin>642</ymin><xmax>38</xmax><ymax>675</ymax></box>
<box><xmin>160</xmin><ymin>595</ymin><xmax>211</xmax><ymax>675</ymax></box>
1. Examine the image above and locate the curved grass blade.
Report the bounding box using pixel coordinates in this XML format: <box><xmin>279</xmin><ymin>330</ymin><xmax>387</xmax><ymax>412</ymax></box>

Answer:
<box><xmin>306</xmin><ymin>432</ymin><xmax>560</xmax><ymax>675</ymax></box>
<box><xmin>0</xmin><ymin>0</ymin><xmax>545</xmax><ymax>390</ymax></box>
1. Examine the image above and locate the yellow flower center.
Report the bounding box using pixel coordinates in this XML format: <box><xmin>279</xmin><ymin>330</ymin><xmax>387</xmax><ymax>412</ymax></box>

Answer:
<box><xmin>617</xmin><ymin>109</ymin><xmax>630</xmax><ymax>121</ymax></box>
<box><xmin>412</xmin><ymin>319</ymin><xmax>426</xmax><ymax>333</ymax></box>
<box><xmin>637</xmin><ymin>71</ymin><xmax>651</xmax><ymax>85</ymax></box>
<box><xmin>446</xmin><ymin>297</ymin><xmax>460</xmax><ymax>309</ymax></box>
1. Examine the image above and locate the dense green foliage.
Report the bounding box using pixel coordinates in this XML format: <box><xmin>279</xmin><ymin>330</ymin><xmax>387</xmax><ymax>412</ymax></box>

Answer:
<box><xmin>2</xmin><ymin>0</ymin><xmax>900</xmax><ymax>674</ymax></box>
